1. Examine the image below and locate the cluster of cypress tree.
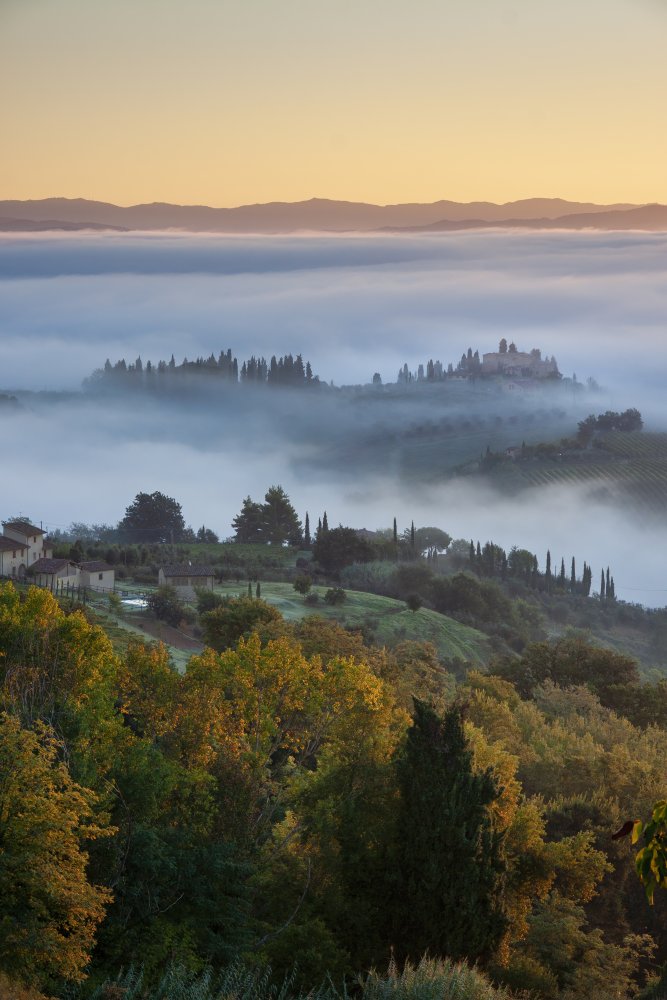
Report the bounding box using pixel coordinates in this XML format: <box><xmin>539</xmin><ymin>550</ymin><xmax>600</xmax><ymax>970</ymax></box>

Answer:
<box><xmin>468</xmin><ymin>540</ymin><xmax>613</xmax><ymax>599</ymax></box>
<box><xmin>87</xmin><ymin>350</ymin><xmax>319</xmax><ymax>390</ymax></box>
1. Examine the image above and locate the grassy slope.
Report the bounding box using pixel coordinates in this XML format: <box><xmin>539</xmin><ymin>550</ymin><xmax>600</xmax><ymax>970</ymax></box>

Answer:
<box><xmin>215</xmin><ymin>581</ymin><xmax>490</xmax><ymax>664</ymax></box>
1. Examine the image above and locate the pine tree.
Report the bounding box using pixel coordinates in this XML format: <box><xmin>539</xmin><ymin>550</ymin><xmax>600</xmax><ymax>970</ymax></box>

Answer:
<box><xmin>304</xmin><ymin>512</ymin><xmax>311</xmax><ymax>548</ymax></box>
<box><xmin>393</xmin><ymin>701</ymin><xmax>507</xmax><ymax>964</ymax></box>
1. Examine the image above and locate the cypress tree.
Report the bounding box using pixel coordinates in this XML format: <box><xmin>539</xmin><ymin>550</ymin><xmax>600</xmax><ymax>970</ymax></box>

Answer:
<box><xmin>304</xmin><ymin>512</ymin><xmax>311</xmax><ymax>548</ymax></box>
<box><xmin>393</xmin><ymin>701</ymin><xmax>506</xmax><ymax>964</ymax></box>
<box><xmin>571</xmin><ymin>556</ymin><xmax>576</xmax><ymax>592</ymax></box>
<box><xmin>600</xmin><ymin>570</ymin><xmax>606</xmax><ymax>600</ymax></box>
<box><xmin>606</xmin><ymin>566</ymin><xmax>611</xmax><ymax>595</ymax></box>
<box><xmin>469</xmin><ymin>539</ymin><xmax>475</xmax><ymax>564</ymax></box>
<box><xmin>322</xmin><ymin>511</ymin><xmax>329</xmax><ymax>534</ymax></box>
<box><xmin>410</xmin><ymin>520</ymin><xmax>416</xmax><ymax>551</ymax></box>
<box><xmin>559</xmin><ymin>557</ymin><xmax>566</xmax><ymax>589</ymax></box>
<box><xmin>393</xmin><ymin>517</ymin><xmax>398</xmax><ymax>545</ymax></box>
<box><xmin>256</xmin><ymin>581</ymin><xmax>261</xmax><ymax>598</ymax></box>
<box><xmin>248</xmin><ymin>581</ymin><xmax>253</xmax><ymax>598</ymax></box>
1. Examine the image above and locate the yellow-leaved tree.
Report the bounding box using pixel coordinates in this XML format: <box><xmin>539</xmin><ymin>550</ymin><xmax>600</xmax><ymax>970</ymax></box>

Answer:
<box><xmin>0</xmin><ymin>713</ymin><xmax>113</xmax><ymax>988</ymax></box>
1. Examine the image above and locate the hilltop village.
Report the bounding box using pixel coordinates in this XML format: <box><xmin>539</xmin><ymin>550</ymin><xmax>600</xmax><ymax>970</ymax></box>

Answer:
<box><xmin>82</xmin><ymin>340</ymin><xmax>562</xmax><ymax>396</ymax></box>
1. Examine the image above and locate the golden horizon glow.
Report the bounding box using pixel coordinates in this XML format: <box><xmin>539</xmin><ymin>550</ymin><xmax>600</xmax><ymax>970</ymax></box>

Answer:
<box><xmin>2</xmin><ymin>0</ymin><xmax>666</xmax><ymax>207</ymax></box>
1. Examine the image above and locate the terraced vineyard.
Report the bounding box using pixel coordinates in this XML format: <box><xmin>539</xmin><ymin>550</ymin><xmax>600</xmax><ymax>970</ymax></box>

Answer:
<box><xmin>484</xmin><ymin>432</ymin><xmax>667</xmax><ymax>514</ymax></box>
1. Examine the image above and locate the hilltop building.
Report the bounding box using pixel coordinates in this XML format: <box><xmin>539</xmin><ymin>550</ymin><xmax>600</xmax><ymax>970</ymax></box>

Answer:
<box><xmin>481</xmin><ymin>342</ymin><xmax>559</xmax><ymax>378</ymax></box>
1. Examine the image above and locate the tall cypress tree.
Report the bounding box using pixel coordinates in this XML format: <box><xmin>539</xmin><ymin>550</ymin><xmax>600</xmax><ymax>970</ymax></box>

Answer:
<box><xmin>600</xmin><ymin>569</ymin><xmax>606</xmax><ymax>600</ymax></box>
<box><xmin>410</xmin><ymin>520</ymin><xmax>416</xmax><ymax>551</ymax></box>
<box><xmin>571</xmin><ymin>556</ymin><xmax>576</xmax><ymax>592</ymax></box>
<box><xmin>322</xmin><ymin>511</ymin><xmax>329</xmax><ymax>534</ymax></box>
<box><xmin>393</xmin><ymin>517</ymin><xmax>398</xmax><ymax>545</ymax></box>
<box><xmin>393</xmin><ymin>701</ymin><xmax>506</xmax><ymax>964</ymax></box>
<box><xmin>559</xmin><ymin>557</ymin><xmax>566</xmax><ymax>588</ymax></box>
<box><xmin>304</xmin><ymin>512</ymin><xmax>311</xmax><ymax>548</ymax></box>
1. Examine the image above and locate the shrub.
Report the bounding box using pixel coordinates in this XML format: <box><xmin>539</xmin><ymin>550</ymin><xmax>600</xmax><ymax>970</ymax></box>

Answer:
<box><xmin>196</xmin><ymin>588</ymin><xmax>224</xmax><ymax>615</ymax></box>
<box><xmin>360</xmin><ymin>956</ymin><xmax>519</xmax><ymax>1000</ymax></box>
<box><xmin>201</xmin><ymin>597</ymin><xmax>282</xmax><ymax>651</ymax></box>
<box><xmin>147</xmin><ymin>585</ymin><xmax>186</xmax><ymax>627</ymax></box>
<box><xmin>304</xmin><ymin>592</ymin><xmax>320</xmax><ymax>605</ymax></box>
<box><xmin>324</xmin><ymin>587</ymin><xmax>346</xmax><ymax>605</ymax></box>
<box><xmin>293</xmin><ymin>574</ymin><xmax>312</xmax><ymax>595</ymax></box>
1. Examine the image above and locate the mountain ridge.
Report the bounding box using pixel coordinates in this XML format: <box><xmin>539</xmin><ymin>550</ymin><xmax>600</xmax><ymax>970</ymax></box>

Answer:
<box><xmin>2</xmin><ymin>195</ymin><xmax>660</xmax><ymax>233</ymax></box>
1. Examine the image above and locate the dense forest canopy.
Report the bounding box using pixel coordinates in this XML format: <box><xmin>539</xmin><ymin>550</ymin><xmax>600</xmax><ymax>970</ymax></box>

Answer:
<box><xmin>2</xmin><ymin>563</ymin><xmax>667</xmax><ymax>999</ymax></box>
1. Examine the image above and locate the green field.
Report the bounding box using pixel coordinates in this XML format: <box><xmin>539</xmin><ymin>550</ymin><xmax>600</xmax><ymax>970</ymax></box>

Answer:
<box><xmin>213</xmin><ymin>581</ymin><xmax>490</xmax><ymax>664</ymax></box>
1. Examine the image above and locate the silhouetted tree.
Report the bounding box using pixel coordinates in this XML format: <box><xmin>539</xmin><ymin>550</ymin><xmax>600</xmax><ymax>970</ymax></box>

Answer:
<box><xmin>393</xmin><ymin>701</ymin><xmax>507</xmax><ymax>964</ymax></box>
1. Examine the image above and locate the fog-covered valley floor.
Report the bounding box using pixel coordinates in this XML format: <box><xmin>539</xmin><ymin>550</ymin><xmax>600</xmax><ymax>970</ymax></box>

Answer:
<box><xmin>1</xmin><ymin>229</ymin><xmax>666</xmax><ymax>606</ymax></box>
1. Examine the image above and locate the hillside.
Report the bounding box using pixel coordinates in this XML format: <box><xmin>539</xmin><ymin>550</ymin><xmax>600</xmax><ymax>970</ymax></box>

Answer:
<box><xmin>475</xmin><ymin>430</ymin><xmax>667</xmax><ymax>513</ymax></box>
<box><xmin>213</xmin><ymin>581</ymin><xmax>490</xmax><ymax>664</ymax></box>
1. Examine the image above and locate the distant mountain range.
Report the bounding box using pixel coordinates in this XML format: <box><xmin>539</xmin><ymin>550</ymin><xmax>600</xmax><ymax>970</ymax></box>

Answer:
<box><xmin>1</xmin><ymin>196</ymin><xmax>666</xmax><ymax>233</ymax></box>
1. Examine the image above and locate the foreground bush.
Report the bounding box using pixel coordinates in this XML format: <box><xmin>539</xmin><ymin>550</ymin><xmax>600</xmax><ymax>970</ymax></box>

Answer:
<box><xmin>86</xmin><ymin>958</ymin><xmax>519</xmax><ymax>1000</ymax></box>
<box><xmin>360</xmin><ymin>957</ymin><xmax>521</xmax><ymax>1000</ymax></box>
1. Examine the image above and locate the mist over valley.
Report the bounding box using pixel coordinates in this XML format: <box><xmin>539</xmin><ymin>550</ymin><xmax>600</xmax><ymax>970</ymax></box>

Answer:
<box><xmin>2</xmin><ymin>229</ymin><xmax>667</xmax><ymax>605</ymax></box>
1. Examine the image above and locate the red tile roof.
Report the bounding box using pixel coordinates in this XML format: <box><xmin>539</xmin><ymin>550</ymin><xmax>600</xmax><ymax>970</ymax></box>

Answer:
<box><xmin>161</xmin><ymin>564</ymin><xmax>215</xmax><ymax>577</ymax></box>
<box><xmin>0</xmin><ymin>536</ymin><xmax>28</xmax><ymax>552</ymax></box>
<box><xmin>3</xmin><ymin>520</ymin><xmax>44</xmax><ymax>537</ymax></box>
<box><xmin>28</xmin><ymin>558</ymin><xmax>76</xmax><ymax>575</ymax></box>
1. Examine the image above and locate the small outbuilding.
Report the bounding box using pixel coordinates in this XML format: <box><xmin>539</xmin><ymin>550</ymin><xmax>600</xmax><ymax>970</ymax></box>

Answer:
<box><xmin>29</xmin><ymin>557</ymin><xmax>80</xmax><ymax>591</ymax></box>
<box><xmin>158</xmin><ymin>564</ymin><xmax>215</xmax><ymax>599</ymax></box>
<box><xmin>79</xmin><ymin>560</ymin><xmax>115</xmax><ymax>592</ymax></box>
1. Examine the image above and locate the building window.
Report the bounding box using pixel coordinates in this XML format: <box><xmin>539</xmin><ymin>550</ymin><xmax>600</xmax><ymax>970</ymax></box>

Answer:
<box><xmin>98</xmin><ymin>573</ymin><xmax>103</xmax><ymax>580</ymax></box>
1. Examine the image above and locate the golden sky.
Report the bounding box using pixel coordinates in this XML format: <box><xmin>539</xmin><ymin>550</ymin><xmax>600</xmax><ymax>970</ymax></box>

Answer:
<box><xmin>2</xmin><ymin>0</ymin><xmax>666</xmax><ymax>206</ymax></box>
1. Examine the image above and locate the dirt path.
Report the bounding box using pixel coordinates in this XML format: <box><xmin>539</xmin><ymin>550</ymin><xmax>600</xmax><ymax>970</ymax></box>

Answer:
<box><xmin>130</xmin><ymin>614</ymin><xmax>205</xmax><ymax>652</ymax></box>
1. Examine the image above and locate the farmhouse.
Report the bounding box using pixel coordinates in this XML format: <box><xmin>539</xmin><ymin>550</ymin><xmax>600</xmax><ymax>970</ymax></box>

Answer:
<box><xmin>159</xmin><ymin>564</ymin><xmax>215</xmax><ymax>599</ymax></box>
<box><xmin>0</xmin><ymin>520</ymin><xmax>53</xmax><ymax>578</ymax></box>
<box><xmin>0</xmin><ymin>536</ymin><xmax>29</xmax><ymax>578</ymax></box>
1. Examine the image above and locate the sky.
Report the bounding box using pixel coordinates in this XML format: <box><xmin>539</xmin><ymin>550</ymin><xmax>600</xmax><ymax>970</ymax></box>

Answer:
<box><xmin>2</xmin><ymin>0</ymin><xmax>667</xmax><ymax>207</ymax></box>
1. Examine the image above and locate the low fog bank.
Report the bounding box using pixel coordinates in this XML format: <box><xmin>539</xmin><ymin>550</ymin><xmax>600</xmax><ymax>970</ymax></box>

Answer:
<box><xmin>1</xmin><ymin>399</ymin><xmax>664</xmax><ymax>608</ymax></box>
<box><xmin>1</xmin><ymin>230</ymin><xmax>667</xmax><ymax>406</ymax></box>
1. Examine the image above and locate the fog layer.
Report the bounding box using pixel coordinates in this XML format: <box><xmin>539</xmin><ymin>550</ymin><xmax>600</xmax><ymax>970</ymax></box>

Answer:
<box><xmin>1</xmin><ymin>230</ymin><xmax>666</xmax><ymax>606</ymax></box>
